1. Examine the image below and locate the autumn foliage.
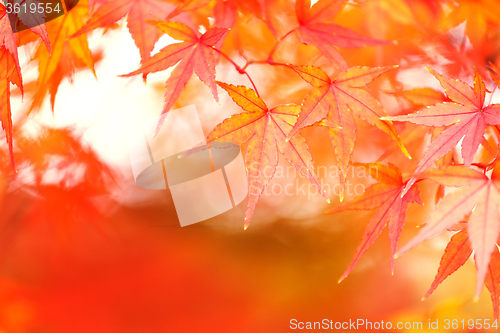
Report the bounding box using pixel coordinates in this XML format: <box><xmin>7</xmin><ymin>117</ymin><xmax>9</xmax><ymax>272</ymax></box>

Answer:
<box><xmin>3</xmin><ymin>0</ymin><xmax>500</xmax><ymax>327</ymax></box>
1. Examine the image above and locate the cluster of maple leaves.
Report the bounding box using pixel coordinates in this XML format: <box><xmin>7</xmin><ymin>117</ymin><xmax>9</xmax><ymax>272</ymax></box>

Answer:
<box><xmin>2</xmin><ymin>0</ymin><xmax>500</xmax><ymax>318</ymax></box>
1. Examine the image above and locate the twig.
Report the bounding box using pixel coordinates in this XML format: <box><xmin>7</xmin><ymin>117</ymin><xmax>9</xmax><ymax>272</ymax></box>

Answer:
<box><xmin>267</xmin><ymin>28</ymin><xmax>297</xmax><ymax>62</ymax></box>
<box><xmin>211</xmin><ymin>28</ymin><xmax>297</xmax><ymax>97</ymax></box>
<box><xmin>211</xmin><ymin>47</ymin><xmax>261</xmax><ymax>96</ymax></box>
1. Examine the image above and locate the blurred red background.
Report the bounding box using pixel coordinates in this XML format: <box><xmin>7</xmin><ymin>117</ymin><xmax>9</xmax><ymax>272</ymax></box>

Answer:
<box><xmin>0</xmin><ymin>128</ymin><xmax>493</xmax><ymax>333</ymax></box>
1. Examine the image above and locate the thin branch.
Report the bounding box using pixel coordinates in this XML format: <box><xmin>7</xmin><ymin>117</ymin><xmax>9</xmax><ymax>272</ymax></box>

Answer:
<box><xmin>267</xmin><ymin>28</ymin><xmax>297</xmax><ymax>62</ymax></box>
<box><xmin>212</xmin><ymin>47</ymin><xmax>245</xmax><ymax>74</ymax></box>
<box><xmin>210</xmin><ymin>28</ymin><xmax>297</xmax><ymax>97</ymax></box>
<box><xmin>211</xmin><ymin>47</ymin><xmax>261</xmax><ymax>96</ymax></box>
<box><xmin>244</xmin><ymin>73</ymin><xmax>260</xmax><ymax>97</ymax></box>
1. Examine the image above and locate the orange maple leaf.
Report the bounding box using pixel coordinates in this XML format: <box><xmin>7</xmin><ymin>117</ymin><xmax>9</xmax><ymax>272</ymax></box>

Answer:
<box><xmin>166</xmin><ymin>0</ymin><xmax>211</xmax><ymax>21</ymax></box>
<box><xmin>31</xmin><ymin>0</ymin><xmax>95</xmax><ymax>112</ymax></box>
<box><xmin>422</xmin><ymin>225</ymin><xmax>500</xmax><ymax>319</ymax></box>
<box><xmin>289</xmin><ymin>65</ymin><xmax>409</xmax><ymax>200</ymax></box>
<box><xmin>326</xmin><ymin>162</ymin><xmax>422</xmax><ymax>282</ymax></box>
<box><xmin>387</xmin><ymin>87</ymin><xmax>448</xmax><ymax>108</ymax></box>
<box><xmin>485</xmin><ymin>248</ymin><xmax>500</xmax><ymax>320</ymax></box>
<box><xmin>442</xmin><ymin>0</ymin><xmax>500</xmax><ymax>48</ymax></box>
<box><xmin>397</xmin><ymin>164</ymin><xmax>500</xmax><ymax>300</ymax></box>
<box><xmin>207</xmin><ymin>82</ymin><xmax>328</xmax><ymax>229</ymax></box>
<box><xmin>423</xmin><ymin>228</ymin><xmax>472</xmax><ymax>301</ymax></box>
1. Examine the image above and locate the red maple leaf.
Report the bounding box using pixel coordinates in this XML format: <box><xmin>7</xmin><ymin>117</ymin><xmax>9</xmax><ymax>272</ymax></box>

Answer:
<box><xmin>397</xmin><ymin>164</ymin><xmax>500</xmax><ymax>300</ymax></box>
<box><xmin>0</xmin><ymin>3</ymin><xmax>50</xmax><ymax>169</ymax></box>
<box><xmin>326</xmin><ymin>162</ymin><xmax>422</xmax><ymax>282</ymax></box>
<box><xmin>122</xmin><ymin>22</ymin><xmax>228</xmax><ymax>134</ymax></box>
<box><xmin>288</xmin><ymin>65</ymin><xmax>409</xmax><ymax>200</ymax></box>
<box><xmin>384</xmin><ymin>67</ymin><xmax>500</xmax><ymax>197</ymax></box>
<box><xmin>72</xmin><ymin>0</ymin><xmax>206</xmax><ymax>62</ymax></box>
<box><xmin>214</xmin><ymin>0</ymin><xmax>278</xmax><ymax>38</ymax></box>
<box><xmin>295</xmin><ymin>0</ymin><xmax>392</xmax><ymax>68</ymax></box>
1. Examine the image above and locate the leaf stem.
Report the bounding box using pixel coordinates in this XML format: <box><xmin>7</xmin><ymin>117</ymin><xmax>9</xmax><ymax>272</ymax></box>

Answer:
<box><xmin>211</xmin><ymin>47</ymin><xmax>261</xmax><ymax>96</ymax></box>
<box><xmin>211</xmin><ymin>28</ymin><xmax>297</xmax><ymax>96</ymax></box>
<box><xmin>267</xmin><ymin>28</ymin><xmax>297</xmax><ymax>62</ymax></box>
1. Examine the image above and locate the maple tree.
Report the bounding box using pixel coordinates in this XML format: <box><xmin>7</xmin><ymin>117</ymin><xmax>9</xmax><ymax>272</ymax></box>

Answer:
<box><xmin>3</xmin><ymin>0</ymin><xmax>500</xmax><ymax>324</ymax></box>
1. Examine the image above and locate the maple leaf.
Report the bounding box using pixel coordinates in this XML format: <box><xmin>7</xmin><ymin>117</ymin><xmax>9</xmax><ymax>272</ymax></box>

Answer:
<box><xmin>295</xmin><ymin>0</ymin><xmax>392</xmax><ymax>68</ymax></box>
<box><xmin>397</xmin><ymin>165</ymin><xmax>500</xmax><ymax>299</ymax></box>
<box><xmin>213</xmin><ymin>0</ymin><xmax>237</xmax><ymax>53</ymax></box>
<box><xmin>423</xmin><ymin>225</ymin><xmax>500</xmax><ymax>319</ymax></box>
<box><xmin>377</xmin><ymin>87</ymin><xmax>451</xmax><ymax>163</ymax></box>
<box><xmin>326</xmin><ymin>162</ymin><xmax>422</xmax><ymax>282</ymax></box>
<box><xmin>0</xmin><ymin>51</ymin><xmax>16</xmax><ymax>171</ymax></box>
<box><xmin>71</xmin><ymin>0</ymin><xmax>202</xmax><ymax>63</ymax></box>
<box><xmin>213</xmin><ymin>0</ymin><xmax>237</xmax><ymax>29</ymax></box>
<box><xmin>0</xmin><ymin>2</ymin><xmax>49</xmax><ymax>82</ymax></box>
<box><xmin>387</xmin><ymin>87</ymin><xmax>448</xmax><ymax>108</ymax></box>
<box><xmin>442</xmin><ymin>0</ymin><xmax>500</xmax><ymax>48</ymax></box>
<box><xmin>289</xmin><ymin>65</ymin><xmax>409</xmax><ymax>200</ymax></box>
<box><xmin>122</xmin><ymin>22</ymin><xmax>228</xmax><ymax>134</ymax></box>
<box><xmin>0</xmin><ymin>10</ymin><xmax>21</xmax><ymax>171</ymax></box>
<box><xmin>489</xmin><ymin>66</ymin><xmax>500</xmax><ymax>90</ymax></box>
<box><xmin>6</xmin><ymin>0</ymin><xmax>54</xmax><ymax>44</ymax></box>
<box><xmin>377</xmin><ymin>126</ymin><xmax>422</xmax><ymax>161</ymax></box>
<box><xmin>214</xmin><ymin>0</ymin><xmax>281</xmax><ymax>40</ymax></box>
<box><xmin>166</xmin><ymin>0</ymin><xmax>211</xmax><ymax>21</ymax></box>
<box><xmin>384</xmin><ymin>67</ymin><xmax>500</xmax><ymax>197</ymax></box>
<box><xmin>206</xmin><ymin>82</ymin><xmax>328</xmax><ymax>229</ymax></box>
<box><xmin>31</xmin><ymin>0</ymin><xmax>95</xmax><ymax>111</ymax></box>
<box><xmin>485</xmin><ymin>248</ymin><xmax>500</xmax><ymax>320</ymax></box>
<box><xmin>1</xmin><ymin>3</ymin><xmax>50</xmax><ymax>169</ymax></box>
<box><xmin>423</xmin><ymin>228</ymin><xmax>472</xmax><ymax>301</ymax></box>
